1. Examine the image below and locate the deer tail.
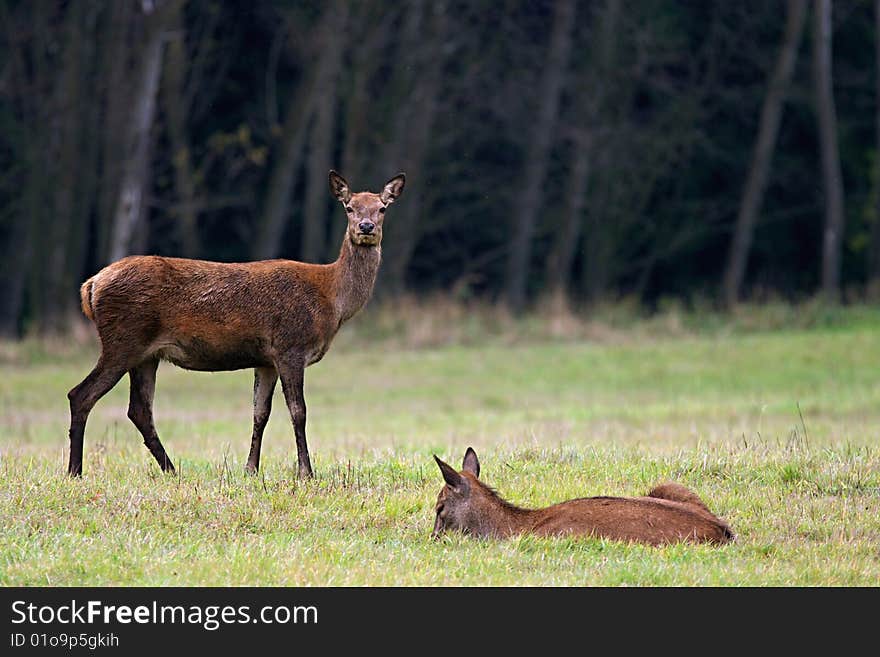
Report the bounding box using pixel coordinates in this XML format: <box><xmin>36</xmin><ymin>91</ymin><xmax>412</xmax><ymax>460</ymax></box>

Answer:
<box><xmin>80</xmin><ymin>278</ymin><xmax>96</xmax><ymax>323</ymax></box>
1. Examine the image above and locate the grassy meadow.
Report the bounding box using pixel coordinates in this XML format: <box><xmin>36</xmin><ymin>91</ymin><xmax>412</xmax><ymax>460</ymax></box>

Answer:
<box><xmin>1</xmin><ymin>302</ymin><xmax>879</xmax><ymax>586</ymax></box>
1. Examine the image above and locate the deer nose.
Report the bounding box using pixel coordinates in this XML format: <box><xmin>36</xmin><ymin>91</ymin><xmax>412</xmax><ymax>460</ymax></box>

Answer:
<box><xmin>358</xmin><ymin>221</ymin><xmax>375</xmax><ymax>234</ymax></box>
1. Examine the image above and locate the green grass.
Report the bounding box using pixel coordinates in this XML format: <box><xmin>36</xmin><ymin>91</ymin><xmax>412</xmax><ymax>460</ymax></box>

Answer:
<box><xmin>1</xmin><ymin>312</ymin><xmax>879</xmax><ymax>585</ymax></box>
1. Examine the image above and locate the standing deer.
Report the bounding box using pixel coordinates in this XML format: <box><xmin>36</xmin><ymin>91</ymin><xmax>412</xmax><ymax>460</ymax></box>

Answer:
<box><xmin>67</xmin><ymin>170</ymin><xmax>404</xmax><ymax>478</ymax></box>
<box><xmin>432</xmin><ymin>448</ymin><xmax>734</xmax><ymax>545</ymax></box>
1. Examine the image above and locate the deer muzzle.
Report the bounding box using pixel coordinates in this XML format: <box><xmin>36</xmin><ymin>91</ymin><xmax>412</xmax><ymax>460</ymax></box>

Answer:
<box><xmin>431</xmin><ymin>514</ymin><xmax>445</xmax><ymax>539</ymax></box>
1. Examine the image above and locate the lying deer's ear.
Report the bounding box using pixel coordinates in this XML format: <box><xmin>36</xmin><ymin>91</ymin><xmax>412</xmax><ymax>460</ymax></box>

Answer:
<box><xmin>329</xmin><ymin>170</ymin><xmax>351</xmax><ymax>203</ymax></box>
<box><xmin>462</xmin><ymin>447</ymin><xmax>480</xmax><ymax>478</ymax></box>
<box><xmin>434</xmin><ymin>455</ymin><xmax>465</xmax><ymax>490</ymax></box>
<box><xmin>380</xmin><ymin>173</ymin><xmax>406</xmax><ymax>205</ymax></box>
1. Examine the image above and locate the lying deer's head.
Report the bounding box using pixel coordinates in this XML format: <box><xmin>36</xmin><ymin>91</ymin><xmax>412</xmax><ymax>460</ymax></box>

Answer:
<box><xmin>432</xmin><ymin>447</ymin><xmax>497</xmax><ymax>538</ymax></box>
<box><xmin>329</xmin><ymin>170</ymin><xmax>406</xmax><ymax>247</ymax></box>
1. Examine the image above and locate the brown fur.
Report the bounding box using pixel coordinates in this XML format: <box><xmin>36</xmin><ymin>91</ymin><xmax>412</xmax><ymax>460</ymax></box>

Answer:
<box><xmin>80</xmin><ymin>279</ymin><xmax>95</xmax><ymax>321</ymax></box>
<box><xmin>432</xmin><ymin>449</ymin><xmax>734</xmax><ymax>546</ymax></box>
<box><xmin>67</xmin><ymin>171</ymin><xmax>405</xmax><ymax>478</ymax></box>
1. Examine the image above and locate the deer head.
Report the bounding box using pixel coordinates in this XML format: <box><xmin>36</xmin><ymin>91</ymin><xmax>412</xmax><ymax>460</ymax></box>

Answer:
<box><xmin>329</xmin><ymin>170</ymin><xmax>405</xmax><ymax>247</ymax></box>
<box><xmin>431</xmin><ymin>447</ymin><xmax>489</xmax><ymax>538</ymax></box>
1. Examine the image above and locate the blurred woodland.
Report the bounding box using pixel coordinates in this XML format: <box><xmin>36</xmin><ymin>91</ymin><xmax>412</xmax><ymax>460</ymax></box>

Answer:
<box><xmin>1</xmin><ymin>0</ymin><xmax>879</xmax><ymax>337</ymax></box>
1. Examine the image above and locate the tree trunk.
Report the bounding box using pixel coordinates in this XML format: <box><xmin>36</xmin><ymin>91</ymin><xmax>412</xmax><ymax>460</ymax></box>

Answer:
<box><xmin>0</xmin><ymin>210</ymin><xmax>31</xmax><ymax>337</ymax></box>
<box><xmin>70</xmin><ymin>5</ymin><xmax>102</xmax><ymax>293</ymax></box>
<box><xmin>813</xmin><ymin>0</ymin><xmax>846</xmax><ymax>303</ymax></box>
<box><xmin>327</xmin><ymin>4</ymin><xmax>394</xmax><ymax>262</ymax></box>
<box><xmin>95</xmin><ymin>0</ymin><xmax>136</xmax><ymax>265</ymax></box>
<box><xmin>108</xmin><ymin>6</ymin><xmax>170</xmax><ymax>263</ymax></box>
<box><xmin>545</xmin><ymin>0</ymin><xmax>620</xmax><ymax>305</ymax></box>
<box><xmin>301</xmin><ymin>2</ymin><xmax>349</xmax><ymax>263</ymax></box>
<box><xmin>41</xmin><ymin>1</ymin><xmax>89</xmax><ymax>334</ymax></box>
<box><xmin>340</xmin><ymin>37</ymin><xmax>372</xmax><ymax>187</ymax></box>
<box><xmin>162</xmin><ymin>3</ymin><xmax>201</xmax><ymax>258</ymax></box>
<box><xmin>545</xmin><ymin>133</ymin><xmax>591</xmax><ymax>305</ymax></box>
<box><xmin>4</xmin><ymin>0</ymin><xmax>55</xmax><ymax>335</ymax></box>
<box><xmin>0</xmin><ymin>2</ymin><xmax>37</xmax><ymax>336</ymax></box>
<box><xmin>582</xmin><ymin>207</ymin><xmax>614</xmax><ymax>303</ymax></box>
<box><xmin>504</xmin><ymin>0</ymin><xmax>575</xmax><ymax>313</ymax></box>
<box><xmin>328</xmin><ymin>47</ymin><xmax>371</xmax><ymax>261</ymax></box>
<box><xmin>251</xmin><ymin>12</ymin><xmax>331</xmax><ymax>261</ymax></box>
<box><xmin>723</xmin><ymin>0</ymin><xmax>806</xmax><ymax>308</ymax></box>
<box><xmin>869</xmin><ymin>0</ymin><xmax>880</xmax><ymax>292</ymax></box>
<box><xmin>380</xmin><ymin>0</ymin><xmax>447</xmax><ymax>296</ymax></box>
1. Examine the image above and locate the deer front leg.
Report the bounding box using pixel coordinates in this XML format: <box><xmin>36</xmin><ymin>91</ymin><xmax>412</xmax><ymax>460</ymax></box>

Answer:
<box><xmin>276</xmin><ymin>356</ymin><xmax>313</xmax><ymax>478</ymax></box>
<box><xmin>246</xmin><ymin>366</ymin><xmax>278</xmax><ymax>474</ymax></box>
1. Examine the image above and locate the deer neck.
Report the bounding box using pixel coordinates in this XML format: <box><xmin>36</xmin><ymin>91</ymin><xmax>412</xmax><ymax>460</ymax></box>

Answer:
<box><xmin>332</xmin><ymin>235</ymin><xmax>382</xmax><ymax>325</ymax></box>
<box><xmin>472</xmin><ymin>492</ymin><xmax>540</xmax><ymax>538</ymax></box>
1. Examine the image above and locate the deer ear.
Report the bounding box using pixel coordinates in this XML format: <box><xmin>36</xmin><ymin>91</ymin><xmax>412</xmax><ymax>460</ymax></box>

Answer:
<box><xmin>434</xmin><ymin>455</ymin><xmax>465</xmax><ymax>490</ymax></box>
<box><xmin>462</xmin><ymin>447</ymin><xmax>480</xmax><ymax>478</ymax></box>
<box><xmin>380</xmin><ymin>173</ymin><xmax>405</xmax><ymax>204</ymax></box>
<box><xmin>329</xmin><ymin>170</ymin><xmax>351</xmax><ymax>203</ymax></box>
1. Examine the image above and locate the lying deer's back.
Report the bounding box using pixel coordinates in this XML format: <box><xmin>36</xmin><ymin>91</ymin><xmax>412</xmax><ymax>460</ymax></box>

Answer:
<box><xmin>525</xmin><ymin>495</ymin><xmax>733</xmax><ymax>545</ymax></box>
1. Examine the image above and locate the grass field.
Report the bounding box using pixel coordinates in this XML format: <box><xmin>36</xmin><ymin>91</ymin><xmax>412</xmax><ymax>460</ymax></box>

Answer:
<box><xmin>1</xmin><ymin>304</ymin><xmax>879</xmax><ymax>585</ymax></box>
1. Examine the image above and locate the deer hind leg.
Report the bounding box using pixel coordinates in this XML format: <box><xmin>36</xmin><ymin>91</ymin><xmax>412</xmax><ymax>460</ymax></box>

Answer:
<box><xmin>128</xmin><ymin>358</ymin><xmax>175</xmax><ymax>473</ymax></box>
<box><xmin>277</xmin><ymin>357</ymin><xmax>312</xmax><ymax>479</ymax></box>
<box><xmin>67</xmin><ymin>357</ymin><xmax>128</xmax><ymax>477</ymax></box>
<box><xmin>246</xmin><ymin>366</ymin><xmax>278</xmax><ymax>474</ymax></box>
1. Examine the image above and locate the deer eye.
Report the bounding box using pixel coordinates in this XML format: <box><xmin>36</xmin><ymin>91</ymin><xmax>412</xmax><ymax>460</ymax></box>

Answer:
<box><xmin>378</xmin><ymin>206</ymin><xmax>386</xmax><ymax>214</ymax></box>
<box><xmin>344</xmin><ymin>205</ymin><xmax>353</xmax><ymax>213</ymax></box>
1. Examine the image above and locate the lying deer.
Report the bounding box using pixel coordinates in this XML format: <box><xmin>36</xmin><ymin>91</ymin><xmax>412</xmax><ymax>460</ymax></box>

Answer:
<box><xmin>432</xmin><ymin>448</ymin><xmax>734</xmax><ymax>545</ymax></box>
<box><xmin>67</xmin><ymin>170</ymin><xmax>404</xmax><ymax>478</ymax></box>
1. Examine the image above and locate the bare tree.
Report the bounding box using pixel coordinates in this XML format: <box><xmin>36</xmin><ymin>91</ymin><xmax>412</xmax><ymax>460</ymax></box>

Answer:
<box><xmin>545</xmin><ymin>0</ymin><xmax>620</xmax><ymax>306</ymax></box>
<box><xmin>95</xmin><ymin>0</ymin><xmax>137</xmax><ymax>264</ymax></box>
<box><xmin>504</xmin><ymin>0</ymin><xmax>575</xmax><ymax>313</ymax></box>
<box><xmin>301</xmin><ymin>1</ymin><xmax>349</xmax><ymax>263</ymax></box>
<box><xmin>251</xmin><ymin>9</ymin><xmax>332</xmax><ymax>260</ymax></box>
<box><xmin>108</xmin><ymin>1</ymin><xmax>182</xmax><ymax>263</ymax></box>
<box><xmin>813</xmin><ymin>0</ymin><xmax>846</xmax><ymax>303</ymax></box>
<box><xmin>161</xmin><ymin>1</ymin><xmax>200</xmax><ymax>258</ymax></box>
<box><xmin>544</xmin><ymin>132</ymin><xmax>591</xmax><ymax>308</ymax></box>
<box><xmin>325</xmin><ymin>3</ymin><xmax>395</xmax><ymax>261</ymax></box>
<box><xmin>0</xmin><ymin>1</ymin><xmax>96</xmax><ymax>334</ymax></box>
<box><xmin>159</xmin><ymin>3</ymin><xmax>249</xmax><ymax>259</ymax></box>
<box><xmin>41</xmin><ymin>1</ymin><xmax>93</xmax><ymax>333</ymax></box>
<box><xmin>379</xmin><ymin>0</ymin><xmax>448</xmax><ymax>295</ymax></box>
<box><xmin>722</xmin><ymin>0</ymin><xmax>807</xmax><ymax>308</ymax></box>
<box><xmin>870</xmin><ymin>0</ymin><xmax>880</xmax><ymax>294</ymax></box>
<box><xmin>0</xmin><ymin>0</ymin><xmax>45</xmax><ymax>336</ymax></box>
